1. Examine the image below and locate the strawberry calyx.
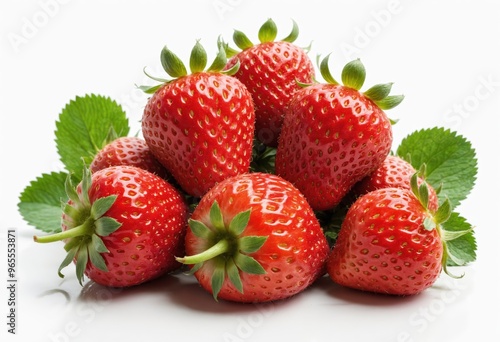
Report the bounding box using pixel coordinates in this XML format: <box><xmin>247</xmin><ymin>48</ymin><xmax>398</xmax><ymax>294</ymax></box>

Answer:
<box><xmin>139</xmin><ymin>40</ymin><xmax>240</xmax><ymax>94</ymax></box>
<box><xmin>176</xmin><ymin>201</ymin><xmax>267</xmax><ymax>301</ymax></box>
<box><xmin>33</xmin><ymin>167</ymin><xmax>121</xmax><ymax>285</ymax></box>
<box><xmin>409</xmin><ymin>173</ymin><xmax>472</xmax><ymax>279</ymax></box>
<box><xmin>316</xmin><ymin>54</ymin><xmax>404</xmax><ymax>111</ymax></box>
<box><xmin>224</xmin><ymin>18</ymin><xmax>301</xmax><ymax>58</ymax></box>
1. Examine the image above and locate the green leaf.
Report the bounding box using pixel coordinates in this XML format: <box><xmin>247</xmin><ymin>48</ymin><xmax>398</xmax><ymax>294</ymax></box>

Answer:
<box><xmin>228</xmin><ymin>209</ymin><xmax>251</xmax><ymax>235</ymax></box>
<box><xmin>441</xmin><ymin>212</ymin><xmax>476</xmax><ymax>266</ymax></box>
<box><xmin>18</xmin><ymin>172</ymin><xmax>70</xmax><ymax>233</ymax></box>
<box><xmin>55</xmin><ymin>94</ymin><xmax>129</xmax><ymax>180</ymax></box>
<box><xmin>396</xmin><ymin>127</ymin><xmax>477</xmax><ymax>208</ymax></box>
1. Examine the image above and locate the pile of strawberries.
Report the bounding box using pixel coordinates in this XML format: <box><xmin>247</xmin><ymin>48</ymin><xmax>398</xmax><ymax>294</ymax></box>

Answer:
<box><xmin>29</xmin><ymin>19</ymin><xmax>474</xmax><ymax>302</ymax></box>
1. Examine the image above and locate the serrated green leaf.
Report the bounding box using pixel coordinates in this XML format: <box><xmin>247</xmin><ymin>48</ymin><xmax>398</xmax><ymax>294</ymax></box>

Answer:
<box><xmin>441</xmin><ymin>212</ymin><xmax>476</xmax><ymax>266</ymax></box>
<box><xmin>18</xmin><ymin>172</ymin><xmax>70</xmax><ymax>233</ymax></box>
<box><xmin>55</xmin><ymin>95</ymin><xmax>129</xmax><ymax>180</ymax></box>
<box><xmin>396</xmin><ymin>127</ymin><xmax>477</xmax><ymax>208</ymax></box>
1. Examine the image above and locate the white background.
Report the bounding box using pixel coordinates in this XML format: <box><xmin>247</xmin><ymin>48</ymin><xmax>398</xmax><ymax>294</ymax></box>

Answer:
<box><xmin>1</xmin><ymin>0</ymin><xmax>499</xmax><ymax>341</ymax></box>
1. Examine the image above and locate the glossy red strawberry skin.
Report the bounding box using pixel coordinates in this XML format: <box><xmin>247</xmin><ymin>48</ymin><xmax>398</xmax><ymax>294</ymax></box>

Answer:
<box><xmin>62</xmin><ymin>166</ymin><xmax>189</xmax><ymax>287</ymax></box>
<box><xmin>227</xmin><ymin>41</ymin><xmax>315</xmax><ymax>147</ymax></box>
<box><xmin>327</xmin><ymin>187</ymin><xmax>443</xmax><ymax>295</ymax></box>
<box><xmin>276</xmin><ymin>84</ymin><xmax>393</xmax><ymax>211</ymax></box>
<box><xmin>353</xmin><ymin>155</ymin><xmax>439</xmax><ymax>211</ymax></box>
<box><xmin>90</xmin><ymin>136</ymin><xmax>170</xmax><ymax>180</ymax></box>
<box><xmin>142</xmin><ymin>72</ymin><xmax>255</xmax><ymax>197</ymax></box>
<box><xmin>185</xmin><ymin>172</ymin><xmax>330</xmax><ymax>303</ymax></box>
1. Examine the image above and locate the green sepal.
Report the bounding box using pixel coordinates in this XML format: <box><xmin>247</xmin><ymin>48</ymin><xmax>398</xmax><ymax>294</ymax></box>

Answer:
<box><xmin>137</xmin><ymin>84</ymin><xmax>164</xmax><ymax>94</ymax></box>
<box><xmin>91</xmin><ymin>195</ymin><xmax>117</xmax><ymax>220</ymax></box>
<box><xmin>239</xmin><ymin>236</ymin><xmax>267</xmax><ymax>254</ymax></box>
<box><xmin>94</xmin><ymin>216</ymin><xmax>121</xmax><ymax>236</ymax></box>
<box><xmin>364</xmin><ymin>83</ymin><xmax>393</xmax><ymax>101</ymax></box>
<box><xmin>189</xmin><ymin>219</ymin><xmax>212</xmax><ymax>239</ymax></box>
<box><xmin>281</xmin><ymin>19</ymin><xmax>299</xmax><ymax>43</ymax></box>
<box><xmin>226</xmin><ymin>258</ymin><xmax>243</xmax><ymax>293</ymax></box>
<box><xmin>207</xmin><ymin>44</ymin><xmax>228</xmax><ymax>73</ymax></box>
<box><xmin>75</xmin><ymin>246</ymin><xmax>89</xmax><ymax>286</ymax></box>
<box><xmin>375</xmin><ymin>95</ymin><xmax>405</xmax><ymax>110</ymax></box>
<box><xmin>228</xmin><ymin>209</ymin><xmax>251</xmax><ymax>235</ymax></box>
<box><xmin>234</xmin><ymin>253</ymin><xmax>266</xmax><ymax>275</ymax></box>
<box><xmin>58</xmin><ymin>246</ymin><xmax>78</xmax><ymax>278</ymax></box>
<box><xmin>210</xmin><ymin>201</ymin><xmax>225</xmax><ymax>232</ymax></box>
<box><xmin>190</xmin><ymin>40</ymin><xmax>208</xmax><ymax>73</ymax></box>
<box><xmin>88</xmin><ymin>244</ymin><xmax>108</xmax><ymax>272</ymax></box>
<box><xmin>434</xmin><ymin>198</ymin><xmax>452</xmax><ymax>224</ymax></box>
<box><xmin>160</xmin><ymin>46</ymin><xmax>188</xmax><ymax>78</ymax></box>
<box><xmin>211</xmin><ymin>258</ymin><xmax>226</xmax><ymax>301</ymax></box>
<box><xmin>258</xmin><ymin>18</ymin><xmax>278</xmax><ymax>43</ymax></box>
<box><xmin>221</xmin><ymin>59</ymin><xmax>240</xmax><ymax>76</ymax></box>
<box><xmin>319</xmin><ymin>54</ymin><xmax>339</xmax><ymax>85</ymax></box>
<box><xmin>341</xmin><ymin>59</ymin><xmax>366</xmax><ymax>90</ymax></box>
<box><xmin>233</xmin><ymin>29</ymin><xmax>253</xmax><ymax>50</ymax></box>
<box><xmin>91</xmin><ymin>234</ymin><xmax>109</xmax><ymax>253</ymax></box>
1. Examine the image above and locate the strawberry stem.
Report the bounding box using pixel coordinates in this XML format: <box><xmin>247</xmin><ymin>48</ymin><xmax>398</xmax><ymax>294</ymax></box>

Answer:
<box><xmin>176</xmin><ymin>239</ymin><xmax>230</xmax><ymax>264</ymax></box>
<box><xmin>33</xmin><ymin>220</ymin><xmax>92</xmax><ymax>243</ymax></box>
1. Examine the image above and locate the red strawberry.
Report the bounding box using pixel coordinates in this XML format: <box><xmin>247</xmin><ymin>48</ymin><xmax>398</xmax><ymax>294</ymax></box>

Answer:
<box><xmin>223</xmin><ymin>19</ymin><xmax>315</xmax><ymax>147</ymax></box>
<box><xmin>276</xmin><ymin>56</ymin><xmax>403</xmax><ymax>211</ymax></box>
<box><xmin>176</xmin><ymin>172</ymin><xmax>330</xmax><ymax>303</ymax></box>
<box><xmin>353</xmin><ymin>155</ymin><xmax>439</xmax><ymax>211</ymax></box>
<box><xmin>327</xmin><ymin>175</ymin><xmax>463</xmax><ymax>295</ymax></box>
<box><xmin>90</xmin><ymin>136</ymin><xmax>170</xmax><ymax>180</ymax></box>
<box><xmin>34</xmin><ymin>165</ymin><xmax>189</xmax><ymax>287</ymax></box>
<box><xmin>141</xmin><ymin>41</ymin><xmax>255</xmax><ymax>197</ymax></box>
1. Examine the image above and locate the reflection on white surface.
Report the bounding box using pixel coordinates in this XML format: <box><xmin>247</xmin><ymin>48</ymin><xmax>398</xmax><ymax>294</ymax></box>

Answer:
<box><xmin>16</xmin><ymin>235</ymin><xmax>478</xmax><ymax>342</ymax></box>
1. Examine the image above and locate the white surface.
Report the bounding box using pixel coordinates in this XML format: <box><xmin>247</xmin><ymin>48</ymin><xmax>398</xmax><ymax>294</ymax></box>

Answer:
<box><xmin>1</xmin><ymin>0</ymin><xmax>499</xmax><ymax>341</ymax></box>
